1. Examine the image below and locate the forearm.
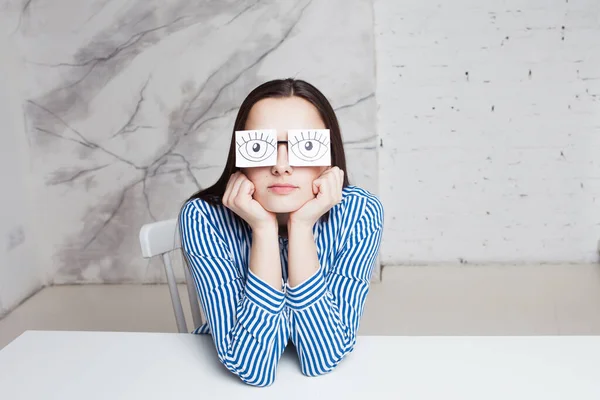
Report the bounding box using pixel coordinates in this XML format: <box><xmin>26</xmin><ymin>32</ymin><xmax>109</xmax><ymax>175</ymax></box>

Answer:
<box><xmin>285</xmin><ymin>222</ymin><xmax>379</xmax><ymax>376</ymax></box>
<box><xmin>249</xmin><ymin>224</ymin><xmax>283</xmax><ymax>291</ymax></box>
<box><xmin>288</xmin><ymin>291</ymin><xmax>356</xmax><ymax>376</ymax></box>
<box><xmin>188</xmin><ymin>253</ymin><xmax>287</xmax><ymax>386</ymax></box>
<box><xmin>286</xmin><ymin>266</ymin><xmax>360</xmax><ymax>378</ymax></box>
<box><xmin>287</xmin><ymin>222</ymin><xmax>320</xmax><ymax>288</ymax></box>
<box><xmin>219</xmin><ymin>288</ymin><xmax>287</xmax><ymax>386</ymax></box>
<box><xmin>180</xmin><ymin>201</ymin><xmax>287</xmax><ymax>387</ymax></box>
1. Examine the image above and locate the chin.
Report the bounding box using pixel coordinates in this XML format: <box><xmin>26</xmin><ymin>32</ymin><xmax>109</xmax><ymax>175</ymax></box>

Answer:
<box><xmin>260</xmin><ymin>195</ymin><xmax>306</xmax><ymax>214</ymax></box>
<box><xmin>262</xmin><ymin>201</ymin><xmax>301</xmax><ymax>214</ymax></box>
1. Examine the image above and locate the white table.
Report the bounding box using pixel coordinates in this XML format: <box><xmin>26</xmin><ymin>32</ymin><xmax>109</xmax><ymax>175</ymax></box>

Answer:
<box><xmin>0</xmin><ymin>331</ymin><xmax>599</xmax><ymax>399</ymax></box>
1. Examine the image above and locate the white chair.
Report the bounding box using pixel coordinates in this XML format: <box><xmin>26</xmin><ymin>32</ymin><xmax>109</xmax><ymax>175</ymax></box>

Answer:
<box><xmin>139</xmin><ymin>219</ymin><xmax>203</xmax><ymax>333</ymax></box>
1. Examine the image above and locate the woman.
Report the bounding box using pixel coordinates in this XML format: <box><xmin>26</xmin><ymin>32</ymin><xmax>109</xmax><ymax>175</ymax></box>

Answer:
<box><xmin>178</xmin><ymin>78</ymin><xmax>384</xmax><ymax>387</ymax></box>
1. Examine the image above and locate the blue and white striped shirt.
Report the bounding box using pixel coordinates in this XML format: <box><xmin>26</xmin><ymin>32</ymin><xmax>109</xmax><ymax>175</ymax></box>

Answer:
<box><xmin>179</xmin><ymin>185</ymin><xmax>384</xmax><ymax>387</ymax></box>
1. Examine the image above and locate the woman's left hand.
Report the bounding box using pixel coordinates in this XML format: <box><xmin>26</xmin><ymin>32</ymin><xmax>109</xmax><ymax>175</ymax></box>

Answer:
<box><xmin>289</xmin><ymin>167</ymin><xmax>344</xmax><ymax>229</ymax></box>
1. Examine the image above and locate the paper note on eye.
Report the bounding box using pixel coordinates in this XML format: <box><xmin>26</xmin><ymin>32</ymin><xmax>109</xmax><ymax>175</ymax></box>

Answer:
<box><xmin>235</xmin><ymin>129</ymin><xmax>278</xmax><ymax>168</ymax></box>
<box><xmin>235</xmin><ymin>129</ymin><xmax>331</xmax><ymax>167</ymax></box>
<box><xmin>287</xmin><ymin>129</ymin><xmax>331</xmax><ymax>167</ymax></box>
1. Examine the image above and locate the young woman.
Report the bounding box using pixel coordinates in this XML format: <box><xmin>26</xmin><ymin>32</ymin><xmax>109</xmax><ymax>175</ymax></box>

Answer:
<box><xmin>178</xmin><ymin>78</ymin><xmax>384</xmax><ymax>387</ymax></box>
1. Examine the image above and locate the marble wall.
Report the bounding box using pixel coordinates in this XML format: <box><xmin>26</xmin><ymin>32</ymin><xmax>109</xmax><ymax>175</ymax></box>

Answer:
<box><xmin>2</xmin><ymin>0</ymin><xmax>378</xmax><ymax>285</ymax></box>
<box><xmin>0</xmin><ymin>12</ymin><xmax>45</xmax><ymax>317</ymax></box>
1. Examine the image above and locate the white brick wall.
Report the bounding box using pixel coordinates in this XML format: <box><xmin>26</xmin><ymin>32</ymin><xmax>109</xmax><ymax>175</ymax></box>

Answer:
<box><xmin>374</xmin><ymin>0</ymin><xmax>600</xmax><ymax>264</ymax></box>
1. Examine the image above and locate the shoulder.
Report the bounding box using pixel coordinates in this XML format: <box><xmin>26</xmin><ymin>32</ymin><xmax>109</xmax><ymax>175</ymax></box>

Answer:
<box><xmin>179</xmin><ymin>198</ymin><xmax>240</xmax><ymax>257</ymax></box>
<box><xmin>179</xmin><ymin>197</ymin><xmax>239</xmax><ymax>232</ymax></box>
<box><xmin>338</xmin><ymin>185</ymin><xmax>384</xmax><ymax>228</ymax></box>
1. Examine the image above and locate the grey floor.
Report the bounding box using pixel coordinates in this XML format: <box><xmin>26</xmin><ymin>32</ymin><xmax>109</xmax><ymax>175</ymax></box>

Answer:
<box><xmin>2</xmin><ymin>264</ymin><xmax>600</xmax><ymax>350</ymax></box>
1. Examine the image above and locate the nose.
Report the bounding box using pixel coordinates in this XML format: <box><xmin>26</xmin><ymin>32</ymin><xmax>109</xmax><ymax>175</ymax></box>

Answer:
<box><xmin>271</xmin><ymin>142</ymin><xmax>292</xmax><ymax>176</ymax></box>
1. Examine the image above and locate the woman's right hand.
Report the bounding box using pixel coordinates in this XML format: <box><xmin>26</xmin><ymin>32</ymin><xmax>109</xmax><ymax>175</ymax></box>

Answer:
<box><xmin>222</xmin><ymin>171</ymin><xmax>277</xmax><ymax>231</ymax></box>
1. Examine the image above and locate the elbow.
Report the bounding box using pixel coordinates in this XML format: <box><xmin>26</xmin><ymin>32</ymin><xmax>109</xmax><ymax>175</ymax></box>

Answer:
<box><xmin>217</xmin><ymin>354</ymin><xmax>277</xmax><ymax>388</ymax></box>
<box><xmin>300</xmin><ymin>358</ymin><xmax>342</xmax><ymax>377</ymax></box>
<box><xmin>299</xmin><ymin>343</ymin><xmax>356</xmax><ymax>377</ymax></box>
<box><xmin>238</xmin><ymin>373</ymin><xmax>276</xmax><ymax>388</ymax></box>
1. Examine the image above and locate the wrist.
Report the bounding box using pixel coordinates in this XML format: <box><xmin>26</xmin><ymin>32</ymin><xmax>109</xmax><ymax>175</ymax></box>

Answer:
<box><xmin>287</xmin><ymin>218</ymin><xmax>315</xmax><ymax>232</ymax></box>
<box><xmin>251</xmin><ymin>220</ymin><xmax>278</xmax><ymax>235</ymax></box>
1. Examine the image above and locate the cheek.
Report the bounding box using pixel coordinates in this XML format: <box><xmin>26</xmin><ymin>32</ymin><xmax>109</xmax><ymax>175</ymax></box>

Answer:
<box><xmin>311</xmin><ymin>166</ymin><xmax>327</xmax><ymax>179</ymax></box>
<box><xmin>297</xmin><ymin>167</ymin><xmax>325</xmax><ymax>184</ymax></box>
<box><xmin>243</xmin><ymin>168</ymin><xmax>269</xmax><ymax>187</ymax></box>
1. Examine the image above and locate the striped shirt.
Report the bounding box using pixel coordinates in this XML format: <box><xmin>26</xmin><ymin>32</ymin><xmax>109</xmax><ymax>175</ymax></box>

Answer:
<box><xmin>179</xmin><ymin>185</ymin><xmax>384</xmax><ymax>387</ymax></box>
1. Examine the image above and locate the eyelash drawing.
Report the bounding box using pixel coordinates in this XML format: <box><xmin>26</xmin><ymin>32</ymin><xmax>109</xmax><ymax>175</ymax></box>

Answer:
<box><xmin>288</xmin><ymin>130</ymin><xmax>329</xmax><ymax>148</ymax></box>
<box><xmin>235</xmin><ymin>130</ymin><xmax>278</xmax><ymax>164</ymax></box>
<box><xmin>236</xmin><ymin>130</ymin><xmax>276</xmax><ymax>148</ymax></box>
<box><xmin>288</xmin><ymin>129</ymin><xmax>331</xmax><ymax>164</ymax></box>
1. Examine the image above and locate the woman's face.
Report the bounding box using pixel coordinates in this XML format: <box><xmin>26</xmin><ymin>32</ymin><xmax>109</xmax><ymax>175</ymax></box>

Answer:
<box><xmin>242</xmin><ymin>96</ymin><xmax>328</xmax><ymax>214</ymax></box>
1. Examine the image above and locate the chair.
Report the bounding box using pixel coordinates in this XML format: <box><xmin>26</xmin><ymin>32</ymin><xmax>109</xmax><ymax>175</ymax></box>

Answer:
<box><xmin>139</xmin><ymin>219</ymin><xmax>203</xmax><ymax>333</ymax></box>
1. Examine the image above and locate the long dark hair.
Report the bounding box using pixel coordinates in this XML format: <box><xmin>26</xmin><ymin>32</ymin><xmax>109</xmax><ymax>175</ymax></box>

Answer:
<box><xmin>178</xmin><ymin>79</ymin><xmax>348</xmax><ymax>327</ymax></box>
<box><xmin>183</xmin><ymin>78</ymin><xmax>349</xmax><ymax>210</ymax></box>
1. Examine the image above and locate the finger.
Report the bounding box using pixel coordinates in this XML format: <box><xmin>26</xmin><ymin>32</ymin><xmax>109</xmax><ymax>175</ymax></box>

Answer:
<box><xmin>312</xmin><ymin>178</ymin><xmax>322</xmax><ymax>196</ymax></box>
<box><xmin>331</xmin><ymin>168</ymin><xmax>341</xmax><ymax>190</ymax></box>
<box><xmin>222</xmin><ymin>173</ymin><xmax>235</xmax><ymax>205</ymax></box>
<box><xmin>240</xmin><ymin>179</ymin><xmax>254</xmax><ymax>198</ymax></box>
<box><xmin>323</xmin><ymin>171</ymin><xmax>339</xmax><ymax>203</ymax></box>
<box><xmin>318</xmin><ymin>167</ymin><xmax>333</xmax><ymax>179</ymax></box>
<box><xmin>316</xmin><ymin>179</ymin><xmax>329</xmax><ymax>199</ymax></box>
<box><xmin>223</xmin><ymin>172</ymin><xmax>241</xmax><ymax>205</ymax></box>
<box><xmin>324</xmin><ymin>169</ymin><xmax>337</xmax><ymax>191</ymax></box>
<box><xmin>225</xmin><ymin>172</ymin><xmax>245</xmax><ymax>207</ymax></box>
<box><xmin>229</xmin><ymin>174</ymin><xmax>246</xmax><ymax>204</ymax></box>
<box><xmin>332</xmin><ymin>167</ymin><xmax>342</xmax><ymax>188</ymax></box>
<box><xmin>324</xmin><ymin>166</ymin><xmax>337</xmax><ymax>176</ymax></box>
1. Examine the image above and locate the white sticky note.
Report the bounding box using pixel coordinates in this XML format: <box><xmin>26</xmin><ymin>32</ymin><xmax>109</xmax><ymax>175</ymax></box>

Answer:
<box><xmin>235</xmin><ymin>129</ymin><xmax>278</xmax><ymax>168</ymax></box>
<box><xmin>287</xmin><ymin>129</ymin><xmax>331</xmax><ymax>167</ymax></box>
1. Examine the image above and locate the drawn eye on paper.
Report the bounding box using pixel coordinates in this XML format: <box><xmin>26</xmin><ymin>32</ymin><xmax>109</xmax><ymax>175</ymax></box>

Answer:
<box><xmin>288</xmin><ymin>129</ymin><xmax>331</xmax><ymax>166</ymax></box>
<box><xmin>235</xmin><ymin>129</ymin><xmax>277</xmax><ymax>168</ymax></box>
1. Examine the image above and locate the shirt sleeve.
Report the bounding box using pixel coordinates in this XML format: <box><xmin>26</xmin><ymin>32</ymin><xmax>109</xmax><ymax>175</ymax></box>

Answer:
<box><xmin>179</xmin><ymin>200</ymin><xmax>287</xmax><ymax>387</ymax></box>
<box><xmin>286</xmin><ymin>194</ymin><xmax>384</xmax><ymax>376</ymax></box>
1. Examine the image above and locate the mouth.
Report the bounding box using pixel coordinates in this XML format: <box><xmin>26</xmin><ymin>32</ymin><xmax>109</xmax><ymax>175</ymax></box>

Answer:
<box><xmin>268</xmin><ymin>184</ymin><xmax>297</xmax><ymax>188</ymax></box>
<box><xmin>268</xmin><ymin>184</ymin><xmax>298</xmax><ymax>194</ymax></box>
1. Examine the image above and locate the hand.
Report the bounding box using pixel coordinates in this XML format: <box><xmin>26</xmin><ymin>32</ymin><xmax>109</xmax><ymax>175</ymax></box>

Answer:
<box><xmin>289</xmin><ymin>167</ymin><xmax>344</xmax><ymax>229</ymax></box>
<box><xmin>222</xmin><ymin>171</ymin><xmax>277</xmax><ymax>231</ymax></box>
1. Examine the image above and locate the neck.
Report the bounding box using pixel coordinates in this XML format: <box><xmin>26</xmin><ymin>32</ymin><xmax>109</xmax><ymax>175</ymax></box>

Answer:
<box><xmin>276</xmin><ymin>213</ymin><xmax>289</xmax><ymax>237</ymax></box>
<box><xmin>276</xmin><ymin>213</ymin><xmax>289</xmax><ymax>227</ymax></box>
